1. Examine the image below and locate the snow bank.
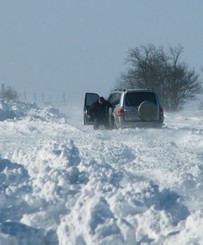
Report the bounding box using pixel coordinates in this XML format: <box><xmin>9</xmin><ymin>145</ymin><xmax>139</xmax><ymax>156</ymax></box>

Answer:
<box><xmin>0</xmin><ymin>99</ymin><xmax>66</xmax><ymax>122</ymax></box>
<box><xmin>0</xmin><ymin>99</ymin><xmax>203</xmax><ymax>244</ymax></box>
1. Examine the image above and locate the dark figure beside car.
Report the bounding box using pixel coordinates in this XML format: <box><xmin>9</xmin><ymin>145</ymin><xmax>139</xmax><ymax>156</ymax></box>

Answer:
<box><xmin>88</xmin><ymin>97</ymin><xmax>113</xmax><ymax>130</ymax></box>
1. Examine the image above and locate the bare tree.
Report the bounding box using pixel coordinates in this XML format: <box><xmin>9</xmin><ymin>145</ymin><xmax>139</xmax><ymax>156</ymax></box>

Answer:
<box><xmin>0</xmin><ymin>83</ymin><xmax>18</xmax><ymax>100</ymax></box>
<box><xmin>117</xmin><ymin>44</ymin><xmax>202</xmax><ymax>111</ymax></box>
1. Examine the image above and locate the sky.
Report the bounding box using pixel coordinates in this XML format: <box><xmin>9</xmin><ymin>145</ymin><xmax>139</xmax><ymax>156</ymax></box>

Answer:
<box><xmin>1</xmin><ymin>98</ymin><xmax>203</xmax><ymax>244</ymax></box>
<box><xmin>0</xmin><ymin>0</ymin><xmax>203</xmax><ymax>105</ymax></box>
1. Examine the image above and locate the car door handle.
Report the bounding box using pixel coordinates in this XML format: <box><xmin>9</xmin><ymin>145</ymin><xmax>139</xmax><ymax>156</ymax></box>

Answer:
<box><xmin>124</xmin><ymin>109</ymin><xmax>135</xmax><ymax>112</ymax></box>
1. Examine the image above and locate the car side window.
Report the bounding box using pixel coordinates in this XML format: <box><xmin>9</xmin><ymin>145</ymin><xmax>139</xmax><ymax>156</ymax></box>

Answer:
<box><xmin>109</xmin><ymin>93</ymin><xmax>121</xmax><ymax>106</ymax></box>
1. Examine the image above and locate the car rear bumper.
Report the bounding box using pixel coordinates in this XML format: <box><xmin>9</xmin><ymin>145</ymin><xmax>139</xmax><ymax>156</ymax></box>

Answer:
<box><xmin>116</xmin><ymin>117</ymin><xmax>164</xmax><ymax>128</ymax></box>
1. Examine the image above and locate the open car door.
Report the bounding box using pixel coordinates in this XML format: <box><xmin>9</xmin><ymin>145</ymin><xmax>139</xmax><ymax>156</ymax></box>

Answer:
<box><xmin>83</xmin><ymin>92</ymin><xmax>100</xmax><ymax>125</ymax></box>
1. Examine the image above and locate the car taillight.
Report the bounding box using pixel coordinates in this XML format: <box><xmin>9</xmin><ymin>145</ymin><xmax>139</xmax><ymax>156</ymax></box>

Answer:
<box><xmin>117</xmin><ymin>107</ymin><xmax>124</xmax><ymax>117</ymax></box>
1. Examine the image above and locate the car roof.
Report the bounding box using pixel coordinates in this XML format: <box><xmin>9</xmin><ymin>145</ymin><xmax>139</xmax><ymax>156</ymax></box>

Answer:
<box><xmin>112</xmin><ymin>88</ymin><xmax>155</xmax><ymax>93</ymax></box>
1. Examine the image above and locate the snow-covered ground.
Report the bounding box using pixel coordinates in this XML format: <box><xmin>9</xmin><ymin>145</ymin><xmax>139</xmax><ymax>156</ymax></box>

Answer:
<box><xmin>0</xmin><ymin>98</ymin><xmax>203</xmax><ymax>245</ymax></box>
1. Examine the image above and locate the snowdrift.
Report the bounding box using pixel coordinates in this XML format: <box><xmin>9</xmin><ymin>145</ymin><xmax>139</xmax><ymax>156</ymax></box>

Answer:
<box><xmin>0</xmin><ymin>99</ymin><xmax>203</xmax><ymax>244</ymax></box>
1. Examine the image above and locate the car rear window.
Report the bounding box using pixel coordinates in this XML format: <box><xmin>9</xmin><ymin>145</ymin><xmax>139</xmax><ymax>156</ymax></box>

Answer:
<box><xmin>125</xmin><ymin>92</ymin><xmax>157</xmax><ymax>106</ymax></box>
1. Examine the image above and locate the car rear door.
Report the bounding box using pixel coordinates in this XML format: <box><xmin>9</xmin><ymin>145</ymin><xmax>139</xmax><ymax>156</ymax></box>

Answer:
<box><xmin>83</xmin><ymin>93</ymin><xmax>100</xmax><ymax>125</ymax></box>
<box><xmin>123</xmin><ymin>91</ymin><xmax>159</xmax><ymax>122</ymax></box>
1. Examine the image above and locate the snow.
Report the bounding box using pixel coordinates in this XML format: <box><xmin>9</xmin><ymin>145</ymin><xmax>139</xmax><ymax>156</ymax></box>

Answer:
<box><xmin>0</xmin><ymin>98</ymin><xmax>203</xmax><ymax>244</ymax></box>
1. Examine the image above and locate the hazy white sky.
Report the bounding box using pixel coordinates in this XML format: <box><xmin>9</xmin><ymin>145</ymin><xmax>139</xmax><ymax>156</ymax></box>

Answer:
<box><xmin>0</xmin><ymin>0</ymin><xmax>203</xmax><ymax>105</ymax></box>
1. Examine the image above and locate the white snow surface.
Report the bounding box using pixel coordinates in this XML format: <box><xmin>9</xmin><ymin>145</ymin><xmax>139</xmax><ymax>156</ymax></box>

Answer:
<box><xmin>0</xmin><ymin>98</ymin><xmax>203</xmax><ymax>244</ymax></box>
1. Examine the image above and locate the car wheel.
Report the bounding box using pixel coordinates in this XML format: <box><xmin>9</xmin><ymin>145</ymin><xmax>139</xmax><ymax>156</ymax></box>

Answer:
<box><xmin>83</xmin><ymin>116</ymin><xmax>87</xmax><ymax>125</ymax></box>
<box><xmin>138</xmin><ymin>101</ymin><xmax>158</xmax><ymax>121</ymax></box>
<box><xmin>114</xmin><ymin>119</ymin><xmax>122</xmax><ymax>129</ymax></box>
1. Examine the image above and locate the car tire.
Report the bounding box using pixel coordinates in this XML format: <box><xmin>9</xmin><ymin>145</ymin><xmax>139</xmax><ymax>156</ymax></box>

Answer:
<box><xmin>138</xmin><ymin>101</ymin><xmax>158</xmax><ymax>121</ymax></box>
<box><xmin>84</xmin><ymin>116</ymin><xmax>87</xmax><ymax>125</ymax></box>
<box><xmin>113</xmin><ymin>119</ymin><xmax>119</xmax><ymax>129</ymax></box>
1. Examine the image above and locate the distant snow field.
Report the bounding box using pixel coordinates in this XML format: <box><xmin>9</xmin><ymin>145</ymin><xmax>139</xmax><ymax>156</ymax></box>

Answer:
<box><xmin>0</xmin><ymin>99</ymin><xmax>203</xmax><ymax>244</ymax></box>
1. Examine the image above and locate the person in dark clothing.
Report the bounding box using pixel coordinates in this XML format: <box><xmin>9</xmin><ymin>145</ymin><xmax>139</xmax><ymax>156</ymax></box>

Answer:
<box><xmin>88</xmin><ymin>97</ymin><xmax>113</xmax><ymax>130</ymax></box>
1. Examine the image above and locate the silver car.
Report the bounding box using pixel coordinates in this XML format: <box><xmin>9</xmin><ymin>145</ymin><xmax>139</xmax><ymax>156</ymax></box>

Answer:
<box><xmin>84</xmin><ymin>89</ymin><xmax>164</xmax><ymax>129</ymax></box>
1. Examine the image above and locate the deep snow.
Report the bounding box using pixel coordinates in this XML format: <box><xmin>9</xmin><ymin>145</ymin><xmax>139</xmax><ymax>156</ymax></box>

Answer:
<box><xmin>0</xmin><ymin>98</ymin><xmax>203</xmax><ymax>244</ymax></box>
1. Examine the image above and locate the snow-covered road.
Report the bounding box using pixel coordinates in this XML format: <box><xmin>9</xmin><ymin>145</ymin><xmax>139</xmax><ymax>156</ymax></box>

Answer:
<box><xmin>1</xmin><ymin>100</ymin><xmax>203</xmax><ymax>244</ymax></box>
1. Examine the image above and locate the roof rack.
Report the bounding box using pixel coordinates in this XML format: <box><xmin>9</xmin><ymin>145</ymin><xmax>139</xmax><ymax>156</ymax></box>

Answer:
<box><xmin>114</xmin><ymin>88</ymin><xmax>126</xmax><ymax>91</ymax></box>
<box><xmin>113</xmin><ymin>87</ymin><xmax>155</xmax><ymax>92</ymax></box>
